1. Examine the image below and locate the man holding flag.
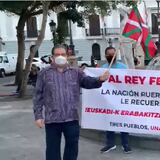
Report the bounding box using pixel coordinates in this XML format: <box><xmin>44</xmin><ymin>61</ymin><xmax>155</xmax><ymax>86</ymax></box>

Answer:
<box><xmin>100</xmin><ymin>46</ymin><xmax>132</xmax><ymax>154</ymax></box>
<box><xmin>100</xmin><ymin>3</ymin><xmax>156</xmax><ymax>154</ymax></box>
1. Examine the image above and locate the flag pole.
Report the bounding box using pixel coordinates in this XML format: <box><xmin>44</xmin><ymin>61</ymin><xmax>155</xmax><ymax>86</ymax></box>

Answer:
<box><xmin>108</xmin><ymin>41</ymin><xmax>122</xmax><ymax>69</ymax></box>
<box><xmin>119</xmin><ymin>40</ymin><xmax>129</xmax><ymax>66</ymax></box>
<box><xmin>108</xmin><ymin>50</ymin><xmax>117</xmax><ymax>70</ymax></box>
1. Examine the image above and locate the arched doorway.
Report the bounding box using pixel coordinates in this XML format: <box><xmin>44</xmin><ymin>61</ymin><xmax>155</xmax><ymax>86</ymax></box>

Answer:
<box><xmin>92</xmin><ymin>43</ymin><xmax>101</xmax><ymax>60</ymax></box>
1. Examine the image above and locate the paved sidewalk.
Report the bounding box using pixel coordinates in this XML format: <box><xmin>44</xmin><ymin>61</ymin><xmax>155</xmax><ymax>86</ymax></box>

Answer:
<box><xmin>0</xmin><ymin>76</ymin><xmax>16</xmax><ymax>96</ymax></box>
<box><xmin>0</xmin><ymin>83</ymin><xmax>33</xmax><ymax>103</ymax></box>
<box><xmin>0</xmin><ymin>83</ymin><xmax>17</xmax><ymax>96</ymax></box>
<box><xmin>0</xmin><ymin>99</ymin><xmax>160</xmax><ymax>160</ymax></box>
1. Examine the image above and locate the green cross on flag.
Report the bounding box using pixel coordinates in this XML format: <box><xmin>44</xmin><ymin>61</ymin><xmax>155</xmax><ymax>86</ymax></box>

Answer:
<box><xmin>122</xmin><ymin>6</ymin><xmax>157</xmax><ymax>60</ymax></box>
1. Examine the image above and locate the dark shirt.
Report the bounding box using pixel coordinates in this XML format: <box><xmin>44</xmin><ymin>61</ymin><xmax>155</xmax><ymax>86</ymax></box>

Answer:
<box><xmin>33</xmin><ymin>65</ymin><xmax>103</xmax><ymax>123</ymax></box>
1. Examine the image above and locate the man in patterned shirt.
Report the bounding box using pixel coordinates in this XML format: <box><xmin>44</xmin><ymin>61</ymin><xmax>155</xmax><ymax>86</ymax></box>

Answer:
<box><xmin>33</xmin><ymin>44</ymin><xmax>110</xmax><ymax>160</ymax></box>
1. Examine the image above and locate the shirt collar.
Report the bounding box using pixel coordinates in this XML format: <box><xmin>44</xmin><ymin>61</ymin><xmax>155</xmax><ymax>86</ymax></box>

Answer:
<box><xmin>50</xmin><ymin>63</ymin><xmax>71</xmax><ymax>72</ymax></box>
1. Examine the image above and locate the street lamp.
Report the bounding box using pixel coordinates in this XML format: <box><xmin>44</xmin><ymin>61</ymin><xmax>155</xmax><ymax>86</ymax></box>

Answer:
<box><xmin>49</xmin><ymin>20</ymin><xmax>56</xmax><ymax>46</ymax></box>
<box><xmin>108</xmin><ymin>38</ymin><xmax>112</xmax><ymax>47</ymax></box>
<box><xmin>66</xmin><ymin>1</ymin><xmax>75</xmax><ymax>56</ymax></box>
<box><xmin>67</xmin><ymin>19</ymin><xmax>76</xmax><ymax>66</ymax></box>
<box><xmin>68</xmin><ymin>19</ymin><xmax>75</xmax><ymax>55</ymax></box>
<box><xmin>156</xmin><ymin>0</ymin><xmax>160</xmax><ymax>53</ymax></box>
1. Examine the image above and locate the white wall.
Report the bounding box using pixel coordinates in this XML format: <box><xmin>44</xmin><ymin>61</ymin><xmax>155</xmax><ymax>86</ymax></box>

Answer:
<box><xmin>0</xmin><ymin>11</ymin><xmax>57</xmax><ymax>42</ymax></box>
<box><xmin>0</xmin><ymin>12</ymin><xmax>19</xmax><ymax>41</ymax></box>
<box><xmin>145</xmin><ymin>0</ymin><xmax>157</xmax><ymax>8</ymax></box>
<box><xmin>104</xmin><ymin>10</ymin><xmax>120</xmax><ymax>28</ymax></box>
<box><xmin>0</xmin><ymin>1</ymin><xmax>158</xmax><ymax>42</ymax></box>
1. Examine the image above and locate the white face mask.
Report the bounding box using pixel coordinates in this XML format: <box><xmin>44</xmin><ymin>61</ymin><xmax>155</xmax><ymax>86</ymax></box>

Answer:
<box><xmin>54</xmin><ymin>55</ymin><xmax>67</xmax><ymax>65</ymax></box>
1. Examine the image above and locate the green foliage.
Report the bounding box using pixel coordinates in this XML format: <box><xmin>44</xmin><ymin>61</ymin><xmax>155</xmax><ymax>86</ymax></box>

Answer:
<box><xmin>0</xmin><ymin>1</ymin><xmax>64</xmax><ymax>16</ymax></box>
<box><xmin>0</xmin><ymin>1</ymin><xmax>33</xmax><ymax>15</ymax></box>
<box><xmin>50</xmin><ymin>0</ymin><xmax>138</xmax><ymax>44</ymax></box>
<box><xmin>62</xmin><ymin>1</ymin><xmax>138</xmax><ymax>27</ymax></box>
<box><xmin>56</xmin><ymin>12</ymin><xmax>69</xmax><ymax>44</ymax></box>
<box><xmin>77</xmin><ymin>0</ymin><xmax>137</xmax><ymax>17</ymax></box>
<box><xmin>125</xmin><ymin>0</ymin><xmax>138</xmax><ymax>7</ymax></box>
<box><xmin>0</xmin><ymin>0</ymin><xmax>138</xmax><ymax>44</ymax></box>
<box><xmin>78</xmin><ymin>1</ymin><xmax>111</xmax><ymax>16</ymax></box>
<box><xmin>0</xmin><ymin>1</ymin><xmax>137</xmax><ymax>22</ymax></box>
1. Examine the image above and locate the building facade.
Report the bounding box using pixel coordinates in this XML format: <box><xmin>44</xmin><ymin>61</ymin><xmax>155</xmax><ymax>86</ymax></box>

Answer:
<box><xmin>0</xmin><ymin>0</ymin><xmax>159</xmax><ymax>63</ymax></box>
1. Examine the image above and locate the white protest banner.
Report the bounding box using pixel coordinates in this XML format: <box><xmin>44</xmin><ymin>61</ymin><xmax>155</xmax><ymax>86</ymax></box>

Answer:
<box><xmin>81</xmin><ymin>68</ymin><xmax>160</xmax><ymax>135</ymax></box>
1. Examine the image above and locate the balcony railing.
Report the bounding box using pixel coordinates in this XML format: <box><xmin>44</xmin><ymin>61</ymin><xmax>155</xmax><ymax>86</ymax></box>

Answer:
<box><xmin>24</xmin><ymin>30</ymin><xmax>40</xmax><ymax>38</ymax></box>
<box><xmin>85</xmin><ymin>28</ymin><xmax>103</xmax><ymax>36</ymax></box>
<box><xmin>104</xmin><ymin>28</ymin><xmax>120</xmax><ymax>35</ymax></box>
<box><xmin>85</xmin><ymin>28</ymin><xmax>120</xmax><ymax>37</ymax></box>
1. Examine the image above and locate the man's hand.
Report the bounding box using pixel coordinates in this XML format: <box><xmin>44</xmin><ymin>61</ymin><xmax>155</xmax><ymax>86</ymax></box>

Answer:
<box><xmin>99</xmin><ymin>70</ymin><xmax>110</xmax><ymax>82</ymax></box>
<box><xmin>35</xmin><ymin>119</ymin><xmax>44</xmax><ymax>128</ymax></box>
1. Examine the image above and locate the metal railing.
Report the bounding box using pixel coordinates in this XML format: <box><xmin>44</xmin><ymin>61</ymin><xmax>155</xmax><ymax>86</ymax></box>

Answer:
<box><xmin>85</xmin><ymin>28</ymin><xmax>120</xmax><ymax>37</ymax></box>
<box><xmin>24</xmin><ymin>30</ymin><xmax>40</xmax><ymax>38</ymax></box>
<box><xmin>104</xmin><ymin>28</ymin><xmax>120</xmax><ymax>35</ymax></box>
<box><xmin>85</xmin><ymin>28</ymin><xmax>103</xmax><ymax>36</ymax></box>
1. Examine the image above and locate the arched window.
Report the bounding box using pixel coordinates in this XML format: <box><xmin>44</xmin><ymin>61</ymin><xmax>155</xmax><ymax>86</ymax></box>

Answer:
<box><xmin>92</xmin><ymin>43</ymin><xmax>101</xmax><ymax>60</ymax></box>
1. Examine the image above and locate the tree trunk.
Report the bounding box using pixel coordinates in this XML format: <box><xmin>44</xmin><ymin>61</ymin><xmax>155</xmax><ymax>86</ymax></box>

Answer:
<box><xmin>19</xmin><ymin>50</ymin><xmax>35</xmax><ymax>97</ymax></box>
<box><xmin>19</xmin><ymin>2</ymin><xmax>50</xmax><ymax>97</ymax></box>
<box><xmin>15</xmin><ymin>13</ymin><xmax>27</xmax><ymax>86</ymax></box>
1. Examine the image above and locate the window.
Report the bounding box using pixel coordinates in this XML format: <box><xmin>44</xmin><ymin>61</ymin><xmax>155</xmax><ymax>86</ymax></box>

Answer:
<box><xmin>27</xmin><ymin>17</ymin><xmax>38</xmax><ymax>38</ymax></box>
<box><xmin>151</xmin><ymin>13</ymin><xmax>158</xmax><ymax>34</ymax></box>
<box><xmin>3</xmin><ymin>56</ymin><xmax>9</xmax><ymax>63</ymax></box>
<box><xmin>89</xmin><ymin>15</ymin><xmax>101</xmax><ymax>36</ymax></box>
<box><xmin>92</xmin><ymin>43</ymin><xmax>101</xmax><ymax>60</ymax></box>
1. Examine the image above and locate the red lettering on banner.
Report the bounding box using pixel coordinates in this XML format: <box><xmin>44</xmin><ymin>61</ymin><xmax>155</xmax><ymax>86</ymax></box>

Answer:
<box><xmin>85</xmin><ymin>107</ymin><xmax>160</xmax><ymax>119</ymax></box>
<box><xmin>132</xmin><ymin>76</ymin><xmax>139</xmax><ymax>84</ymax></box>
<box><xmin>85</xmin><ymin>108</ymin><xmax>90</xmax><ymax>112</ymax></box>
<box><xmin>139</xmin><ymin>76</ymin><xmax>146</xmax><ymax>84</ymax></box>
<box><xmin>124</xmin><ymin>76</ymin><xmax>146</xmax><ymax>84</ymax></box>
<box><xmin>150</xmin><ymin>126</ymin><xmax>160</xmax><ymax>131</ymax></box>
<box><xmin>149</xmin><ymin>77</ymin><xmax>156</xmax><ymax>85</ymax></box>
<box><xmin>149</xmin><ymin>77</ymin><xmax>160</xmax><ymax>85</ymax></box>
<box><xmin>125</xmin><ymin>76</ymin><xmax>132</xmax><ymax>84</ymax></box>
<box><xmin>108</xmin><ymin>75</ymin><xmax>122</xmax><ymax>83</ymax></box>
